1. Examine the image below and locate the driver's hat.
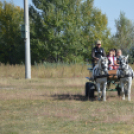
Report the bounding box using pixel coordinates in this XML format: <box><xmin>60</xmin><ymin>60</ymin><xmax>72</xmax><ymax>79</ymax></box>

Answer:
<box><xmin>96</xmin><ymin>40</ymin><xmax>101</xmax><ymax>45</ymax></box>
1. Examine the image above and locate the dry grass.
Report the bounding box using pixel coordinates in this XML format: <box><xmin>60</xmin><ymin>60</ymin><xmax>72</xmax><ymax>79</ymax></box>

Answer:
<box><xmin>0</xmin><ymin>64</ymin><xmax>134</xmax><ymax>134</ymax></box>
<box><xmin>0</xmin><ymin>63</ymin><xmax>90</xmax><ymax>79</ymax></box>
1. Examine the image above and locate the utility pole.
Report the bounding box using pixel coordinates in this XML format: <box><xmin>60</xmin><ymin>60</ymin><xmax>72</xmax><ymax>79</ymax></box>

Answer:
<box><xmin>24</xmin><ymin>0</ymin><xmax>31</xmax><ymax>79</ymax></box>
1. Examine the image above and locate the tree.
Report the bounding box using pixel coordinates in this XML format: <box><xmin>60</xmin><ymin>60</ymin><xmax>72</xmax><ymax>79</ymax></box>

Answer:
<box><xmin>80</xmin><ymin>1</ymin><xmax>111</xmax><ymax>60</ymax></box>
<box><xmin>0</xmin><ymin>1</ymin><xmax>24</xmax><ymax>64</ymax></box>
<box><xmin>114</xmin><ymin>12</ymin><xmax>134</xmax><ymax>55</ymax></box>
<box><xmin>30</xmin><ymin>0</ymin><xmax>83</xmax><ymax>63</ymax></box>
<box><xmin>29</xmin><ymin>0</ymin><xmax>111</xmax><ymax>63</ymax></box>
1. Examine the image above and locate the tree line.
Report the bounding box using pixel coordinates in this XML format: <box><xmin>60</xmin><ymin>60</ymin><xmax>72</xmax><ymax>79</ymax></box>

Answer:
<box><xmin>0</xmin><ymin>0</ymin><xmax>134</xmax><ymax>64</ymax></box>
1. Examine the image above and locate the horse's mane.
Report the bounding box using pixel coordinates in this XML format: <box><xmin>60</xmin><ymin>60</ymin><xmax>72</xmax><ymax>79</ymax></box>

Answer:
<box><xmin>94</xmin><ymin>58</ymin><xmax>101</xmax><ymax>69</ymax></box>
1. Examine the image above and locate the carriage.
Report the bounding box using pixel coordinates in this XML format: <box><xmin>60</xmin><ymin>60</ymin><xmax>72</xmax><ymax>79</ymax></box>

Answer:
<box><xmin>85</xmin><ymin>55</ymin><xmax>133</xmax><ymax>101</ymax></box>
<box><xmin>85</xmin><ymin>67</ymin><xmax>121</xmax><ymax>98</ymax></box>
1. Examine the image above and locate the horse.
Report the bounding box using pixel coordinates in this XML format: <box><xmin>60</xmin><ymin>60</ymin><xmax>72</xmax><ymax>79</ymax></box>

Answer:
<box><xmin>92</xmin><ymin>56</ymin><xmax>109</xmax><ymax>101</ymax></box>
<box><xmin>116</xmin><ymin>55</ymin><xmax>134</xmax><ymax>101</ymax></box>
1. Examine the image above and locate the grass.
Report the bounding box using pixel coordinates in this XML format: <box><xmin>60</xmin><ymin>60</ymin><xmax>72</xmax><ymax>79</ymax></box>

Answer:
<box><xmin>0</xmin><ymin>63</ymin><xmax>134</xmax><ymax>134</ymax></box>
<box><xmin>0</xmin><ymin>63</ymin><xmax>89</xmax><ymax>78</ymax></box>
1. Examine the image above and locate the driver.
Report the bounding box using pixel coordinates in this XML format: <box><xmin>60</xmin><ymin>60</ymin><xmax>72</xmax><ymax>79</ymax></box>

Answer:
<box><xmin>92</xmin><ymin>40</ymin><xmax>106</xmax><ymax>67</ymax></box>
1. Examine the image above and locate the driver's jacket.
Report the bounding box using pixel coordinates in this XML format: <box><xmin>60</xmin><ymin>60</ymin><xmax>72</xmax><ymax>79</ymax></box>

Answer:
<box><xmin>92</xmin><ymin>46</ymin><xmax>106</xmax><ymax>63</ymax></box>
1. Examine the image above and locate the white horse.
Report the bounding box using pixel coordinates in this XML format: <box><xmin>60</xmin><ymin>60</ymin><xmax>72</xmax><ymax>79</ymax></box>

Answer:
<box><xmin>92</xmin><ymin>57</ymin><xmax>109</xmax><ymax>101</ymax></box>
<box><xmin>116</xmin><ymin>55</ymin><xmax>134</xmax><ymax>101</ymax></box>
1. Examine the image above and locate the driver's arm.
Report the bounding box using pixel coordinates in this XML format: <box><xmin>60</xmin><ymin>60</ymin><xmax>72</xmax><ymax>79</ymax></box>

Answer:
<box><xmin>102</xmin><ymin>49</ymin><xmax>106</xmax><ymax>57</ymax></box>
<box><xmin>92</xmin><ymin>50</ymin><xmax>99</xmax><ymax>61</ymax></box>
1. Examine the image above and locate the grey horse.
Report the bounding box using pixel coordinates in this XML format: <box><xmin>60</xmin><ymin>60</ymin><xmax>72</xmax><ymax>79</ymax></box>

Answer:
<box><xmin>92</xmin><ymin>56</ymin><xmax>109</xmax><ymax>101</ymax></box>
<box><xmin>116</xmin><ymin>55</ymin><xmax>134</xmax><ymax>101</ymax></box>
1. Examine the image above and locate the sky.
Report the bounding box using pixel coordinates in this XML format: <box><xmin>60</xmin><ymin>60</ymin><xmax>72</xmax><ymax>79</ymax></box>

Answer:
<box><xmin>3</xmin><ymin>0</ymin><xmax>134</xmax><ymax>34</ymax></box>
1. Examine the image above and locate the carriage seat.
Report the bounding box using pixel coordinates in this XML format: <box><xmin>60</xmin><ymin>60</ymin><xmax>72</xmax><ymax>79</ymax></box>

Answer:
<box><xmin>108</xmin><ymin>70</ymin><xmax>118</xmax><ymax>79</ymax></box>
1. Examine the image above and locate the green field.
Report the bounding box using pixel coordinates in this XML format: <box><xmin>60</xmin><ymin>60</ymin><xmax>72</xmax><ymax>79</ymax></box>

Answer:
<box><xmin>0</xmin><ymin>64</ymin><xmax>134</xmax><ymax>134</ymax></box>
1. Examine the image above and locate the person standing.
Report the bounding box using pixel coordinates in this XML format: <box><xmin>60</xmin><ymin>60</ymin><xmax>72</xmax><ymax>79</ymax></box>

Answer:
<box><xmin>92</xmin><ymin>40</ymin><xmax>106</xmax><ymax>67</ymax></box>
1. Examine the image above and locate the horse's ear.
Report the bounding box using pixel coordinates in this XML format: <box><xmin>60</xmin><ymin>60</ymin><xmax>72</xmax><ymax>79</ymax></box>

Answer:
<box><xmin>126</xmin><ymin>55</ymin><xmax>129</xmax><ymax>60</ymax></box>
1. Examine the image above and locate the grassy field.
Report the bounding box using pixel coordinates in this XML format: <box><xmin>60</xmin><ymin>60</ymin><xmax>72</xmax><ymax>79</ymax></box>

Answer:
<box><xmin>1</xmin><ymin>64</ymin><xmax>134</xmax><ymax>134</ymax></box>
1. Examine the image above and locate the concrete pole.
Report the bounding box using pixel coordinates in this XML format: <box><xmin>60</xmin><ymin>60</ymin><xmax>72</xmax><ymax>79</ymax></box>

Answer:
<box><xmin>24</xmin><ymin>0</ymin><xmax>31</xmax><ymax>79</ymax></box>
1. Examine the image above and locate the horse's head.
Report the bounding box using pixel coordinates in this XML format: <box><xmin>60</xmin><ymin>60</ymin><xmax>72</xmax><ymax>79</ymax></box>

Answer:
<box><xmin>120</xmin><ymin>55</ymin><xmax>129</xmax><ymax>70</ymax></box>
<box><xmin>98</xmin><ymin>56</ymin><xmax>108</xmax><ymax>71</ymax></box>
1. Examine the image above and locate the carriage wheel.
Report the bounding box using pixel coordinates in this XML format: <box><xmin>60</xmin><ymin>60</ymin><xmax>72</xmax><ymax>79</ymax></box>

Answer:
<box><xmin>85</xmin><ymin>82</ymin><xmax>95</xmax><ymax>98</ymax></box>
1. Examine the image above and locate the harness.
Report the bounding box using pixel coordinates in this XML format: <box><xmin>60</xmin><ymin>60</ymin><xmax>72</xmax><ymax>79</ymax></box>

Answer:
<box><xmin>94</xmin><ymin>68</ymin><xmax>108</xmax><ymax>79</ymax></box>
<box><xmin>118</xmin><ymin>69</ymin><xmax>133</xmax><ymax>79</ymax></box>
<box><xmin>94</xmin><ymin>75</ymin><xmax>109</xmax><ymax>79</ymax></box>
<box><xmin>94</xmin><ymin>68</ymin><xmax>133</xmax><ymax>80</ymax></box>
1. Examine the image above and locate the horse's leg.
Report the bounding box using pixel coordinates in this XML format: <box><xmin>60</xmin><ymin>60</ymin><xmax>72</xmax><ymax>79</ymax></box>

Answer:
<box><xmin>121</xmin><ymin>80</ymin><xmax>125</xmax><ymax>100</ymax></box>
<box><xmin>96</xmin><ymin>82</ymin><xmax>101</xmax><ymax>101</ymax></box>
<box><xmin>102</xmin><ymin>81</ymin><xmax>107</xmax><ymax>101</ymax></box>
<box><xmin>127</xmin><ymin>78</ymin><xmax>132</xmax><ymax>101</ymax></box>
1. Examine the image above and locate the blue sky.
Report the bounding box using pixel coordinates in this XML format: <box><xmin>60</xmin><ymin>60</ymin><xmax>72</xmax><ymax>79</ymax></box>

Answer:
<box><xmin>3</xmin><ymin>0</ymin><xmax>134</xmax><ymax>34</ymax></box>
